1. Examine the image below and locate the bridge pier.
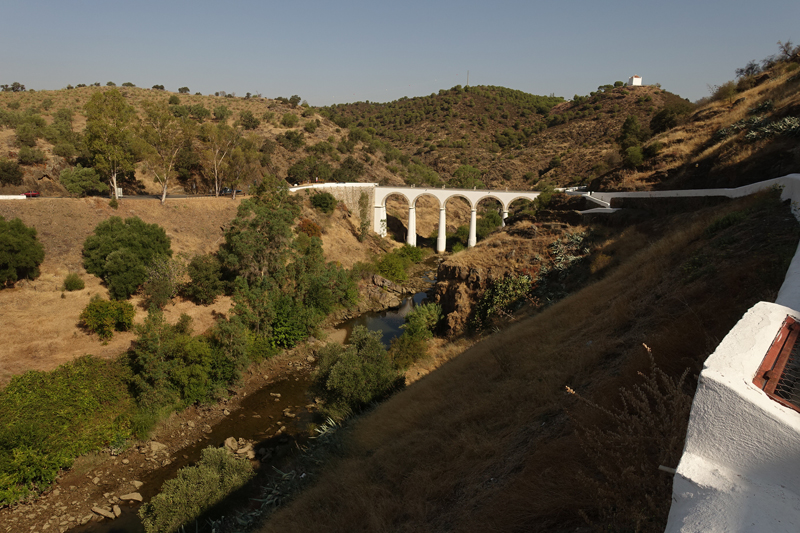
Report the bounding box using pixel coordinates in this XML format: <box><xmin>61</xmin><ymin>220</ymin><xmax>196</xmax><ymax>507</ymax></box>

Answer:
<box><xmin>468</xmin><ymin>209</ymin><xmax>477</xmax><ymax>248</ymax></box>
<box><xmin>501</xmin><ymin>210</ymin><xmax>509</xmax><ymax>227</ymax></box>
<box><xmin>374</xmin><ymin>204</ymin><xmax>387</xmax><ymax>237</ymax></box>
<box><xmin>437</xmin><ymin>207</ymin><xmax>447</xmax><ymax>253</ymax></box>
<box><xmin>407</xmin><ymin>205</ymin><xmax>417</xmax><ymax>246</ymax></box>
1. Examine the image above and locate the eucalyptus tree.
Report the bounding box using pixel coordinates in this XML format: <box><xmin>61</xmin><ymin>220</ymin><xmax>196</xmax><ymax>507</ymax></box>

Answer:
<box><xmin>83</xmin><ymin>89</ymin><xmax>137</xmax><ymax>200</ymax></box>
<box><xmin>227</xmin><ymin>133</ymin><xmax>262</xmax><ymax>199</ymax></box>
<box><xmin>197</xmin><ymin>122</ymin><xmax>240</xmax><ymax>197</ymax></box>
<box><xmin>138</xmin><ymin>101</ymin><xmax>194</xmax><ymax>204</ymax></box>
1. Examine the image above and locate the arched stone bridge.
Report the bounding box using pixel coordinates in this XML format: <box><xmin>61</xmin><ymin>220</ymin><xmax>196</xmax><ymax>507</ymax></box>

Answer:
<box><xmin>289</xmin><ymin>183</ymin><xmax>540</xmax><ymax>252</ymax></box>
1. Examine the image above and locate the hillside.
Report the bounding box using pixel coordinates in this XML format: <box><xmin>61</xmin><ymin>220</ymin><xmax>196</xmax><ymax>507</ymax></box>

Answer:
<box><xmin>0</xmin><ymin>194</ymin><xmax>379</xmax><ymax>385</ymax></box>
<box><xmin>255</xmin><ymin>189</ymin><xmax>799</xmax><ymax>533</ymax></box>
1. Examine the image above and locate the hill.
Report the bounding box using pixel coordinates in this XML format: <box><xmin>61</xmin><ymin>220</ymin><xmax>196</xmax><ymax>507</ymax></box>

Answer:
<box><xmin>255</xmin><ymin>189</ymin><xmax>799</xmax><ymax>533</ymax></box>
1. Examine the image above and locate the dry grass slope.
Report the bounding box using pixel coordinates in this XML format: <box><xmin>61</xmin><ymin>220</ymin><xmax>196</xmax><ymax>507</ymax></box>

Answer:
<box><xmin>256</xmin><ymin>190</ymin><xmax>798</xmax><ymax>532</ymax></box>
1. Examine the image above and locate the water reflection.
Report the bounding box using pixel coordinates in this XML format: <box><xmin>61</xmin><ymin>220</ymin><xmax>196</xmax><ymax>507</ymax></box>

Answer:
<box><xmin>339</xmin><ymin>292</ymin><xmax>428</xmax><ymax>346</ymax></box>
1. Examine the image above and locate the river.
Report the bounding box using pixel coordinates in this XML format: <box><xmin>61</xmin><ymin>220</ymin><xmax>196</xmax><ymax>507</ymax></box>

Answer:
<box><xmin>70</xmin><ymin>282</ymin><xmax>434</xmax><ymax>532</ymax></box>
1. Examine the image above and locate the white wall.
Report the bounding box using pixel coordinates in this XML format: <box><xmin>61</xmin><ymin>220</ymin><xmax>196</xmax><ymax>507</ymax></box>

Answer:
<box><xmin>665</xmin><ymin>174</ymin><xmax>800</xmax><ymax>532</ymax></box>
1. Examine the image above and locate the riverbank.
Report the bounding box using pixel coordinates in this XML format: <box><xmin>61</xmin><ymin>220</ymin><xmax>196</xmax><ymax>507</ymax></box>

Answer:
<box><xmin>0</xmin><ymin>254</ymin><xmax>453</xmax><ymax>533</ymax></box>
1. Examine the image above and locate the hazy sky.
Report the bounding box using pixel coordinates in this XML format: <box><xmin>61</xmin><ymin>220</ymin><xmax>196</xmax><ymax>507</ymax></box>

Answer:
<box><xmin>2</xmin><ymin>0</ymin><xmax>798</xmax><ymax>106</ymax></box>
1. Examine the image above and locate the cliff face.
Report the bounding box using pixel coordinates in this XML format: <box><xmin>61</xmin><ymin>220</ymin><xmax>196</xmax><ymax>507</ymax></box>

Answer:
<box><xmin>433</xmin><ymin>221</ymin><xmax>583</xmax><ymax>335</ymax></box>
<box><xmin>434</xmin><ymin>262</ymin><xmax>518</xmax><ymax>335</ymax></box>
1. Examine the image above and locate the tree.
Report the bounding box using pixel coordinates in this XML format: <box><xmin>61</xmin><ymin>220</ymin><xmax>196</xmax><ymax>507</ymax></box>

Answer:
<box><xmin>239</xmin><ymin>111</ymin><xmax>260</xmax><ymax>130</ymax></box>
<box><xmin>138</xmin><ymin>100</ymin><xmax>194</xmax><ymax>204</ymax></box>
<box><xmin>213</xmin><ymin>105</ymin><xmax>232</xmax><ymax>122</ymax></box>
<box><xmin>197</xmin><ymin>122</ymin><xmax>240</xmax><ymax>197</ymax></box>
<box><xmin>312</xmin><ymin>326</ymin><xmax>400</xmax><ymax>419</ymax></box>
<box><xmin>0</xmin><ymin>82</ymin><xmax>25</xmax><ymax>92</ymax></box>
<box><xmin>289</xmin><ymin>95</ymin><xmax>301</xmax><ymax>108</ymax></box>
<box><xmin>83</xmin><ymin>216</ymin><xmax>172</xmax><ymax>299</ymax></box>
<box><xmin>184</xmin><ymin>254</ymin><xmax>224</xmax><ymax>305</ymax></box>
<box><xmin>59</xmin><ymin>165</ymin><xmax>110</xmax><ymax>197</ymax></box>
<box><xmin>178</xmin><ymin>87</ymin><xmax>190</xmax><ymax>94</ymax></box>
<box><xmin>451</xmin><ymin>164</ymin><xmax>485</xmax><ymax>189</ymax></box>
<box><xmin>227</xmin><ymin>134</ymin><xmax>261</xmax><ymax>199</ymax></box>
<box><xmin>218</xmin><ymin>181</ymin><xmax>299</xmax><ymax>282</ymax></box>
<box><xmin>0</xmin><ymin>216</ymin><xmax>44</xmax><ymax>287</ymax></box>
<box><xmin>84</xmin><ymin>89</ymin><xmax>137</xmax><ymax>200</ymax></box>
<box><xmin>0</xmin><ymin>160</ymin><xmax>23</xmax><ymax>185</ymax></box>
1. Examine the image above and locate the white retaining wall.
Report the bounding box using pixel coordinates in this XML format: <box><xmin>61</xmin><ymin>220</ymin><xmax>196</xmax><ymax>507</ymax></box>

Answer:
<box><xmin>0</xmin><ymin>195</ymin><xmax>27</xmax><ymax>200</ymax></box>
<box><xmin>289</xmin><ymin>182</ymin><xmax>376</xmax><ymax>216</ymax></box>
<box><xmin>664</xmin><ymin>174</ymin><xmax>800</xmax><ymax>532</ymax></box>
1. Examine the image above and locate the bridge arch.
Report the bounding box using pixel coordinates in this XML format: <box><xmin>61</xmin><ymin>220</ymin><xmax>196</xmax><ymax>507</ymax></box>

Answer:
<box><xmin>290</xmin><ymin>183</ymin><xmax>541</xmax><ymax>252</ymax></box>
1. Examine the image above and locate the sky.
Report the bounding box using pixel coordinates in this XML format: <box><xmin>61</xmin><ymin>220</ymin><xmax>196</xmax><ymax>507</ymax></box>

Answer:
<box><xmin>1</xmin><ymin>0</ymin><xmax>798</xmax><ymax>106</ymax></box>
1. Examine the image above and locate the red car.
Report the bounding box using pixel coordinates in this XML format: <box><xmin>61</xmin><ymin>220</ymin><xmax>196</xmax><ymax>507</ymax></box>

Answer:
<box><xmin>22</xmin><ymin>191</ymin><xmax>40</xmax><ymax>197</ymax></box>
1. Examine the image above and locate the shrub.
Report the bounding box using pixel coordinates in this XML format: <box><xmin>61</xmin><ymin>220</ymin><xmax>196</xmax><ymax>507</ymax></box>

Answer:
<box><xmin>275</xmin><ymin>130</ymin><xmax>305</xmax><ymax>151</ymax></box>
<box><xmin>304</xmin><ymin>120</ymin><xmax>318</xmax><ymax>133</ymax></box>
<box><xmin>59</xmin><ymin>165</ymin><xmax>109</xmax><ymax>197</ymax></box>
<box><xmin>52</xmin><ymin>143</ymin><xmax>76</xmax><ymax>158</ymax></box>
<box><xmin>142</xmin><ymin>255</ymin><xmax>186</xmax><ymax>309</ymax></box>
<box><xmin>313</xmin><ymin>326</ymin><xmax>401</xmax><ymax>419</ymax></box>
<box><xmin>62</xmin><ymin>272</ymin><xmax>85</xmax><ymax>291</ymax></box>
<box><xmin>281</xmin><ymin>113</ymin><xmax>299</xmax><ymax>128</ymax></box>
<box><xmin>139</xmin><ymin>447</ymin><xmax>254</xmax><ymax>533</ymax></box>
<box><xmin>643</xmin><ymin>142</ymin><xmax>663</xmax><ymax>159</ymax></box>
<box><xmin>15</xmin><ymin>123</ymin><xmax>38</xmax><ymax>147</ymax></box>
<box><xmin>79</xmin><ymin>296</ymin><xmax>135</xmax><ymax>340</ymax></box>
<box><xmin>184</xmin><ymin>254</ymin><xmax>223</xmax><ymax>305</ymax></box>
<box><xmin>623</xmin><ymin>146</ymin><xmax>644</xmax><ymax>169</ymax></box>
<box><xmin>311</xmin><ymin>192</ymin><xmax>337</xmax><ymax>214</ymax></box>
<box><xmin>168</xmin><ymin>95</ymin><xmax>180</xmax><ymax>105</ymax></box>
<box><xmin>83</xmin><ymin>216</ymin><xmax>172</xmax><ymax>299</ymax></box>
<box><xmin>0</xmin><ymin>159</ymin><xmax>23</xmax><ymax>185</ymax></box>
<box><xmin>470</xmin><ymin>275</ymin><xmax>532</xmax><ymax>331</ymax></box>
<box><xmin>17</xmin><ymin>146</ymin><xmax>46</xmax><ymax>165</ymax></box>
<box><xmin>0</xmin><ymin>216</ymin><xmax>44</xmax><ymax>286</ymax></box>
<box><xmin>297</xmin><ymin>218</ymin><xmax>322</xmax><ymax>238</ymax></box>
<box><xmin>213</xmin><ymin>105</ymin><xmax>232</xmax><ymax>122</ymax></box>
<box><xmin>0</xmin><ymin>356</ymin><xmax>133</xmax><ymax>505</ymax></box>
<box><xmin>239</xmin><ymin>110</ymin><xmax>260</xmax><ymax>130</ymax></box>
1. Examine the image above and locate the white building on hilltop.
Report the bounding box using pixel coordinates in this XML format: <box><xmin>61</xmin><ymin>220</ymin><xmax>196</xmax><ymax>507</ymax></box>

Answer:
<box><xmin>627</xmin><ymin>75</ymin><xmax>642</xmax><ymax>86</ymax></box>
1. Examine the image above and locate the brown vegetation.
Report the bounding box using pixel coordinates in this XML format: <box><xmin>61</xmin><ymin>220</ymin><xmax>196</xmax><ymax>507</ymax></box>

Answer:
<box><xmin>256</xmin><ymin>190</ymin><xmax>798</xmax><ymax>532</ymax></box>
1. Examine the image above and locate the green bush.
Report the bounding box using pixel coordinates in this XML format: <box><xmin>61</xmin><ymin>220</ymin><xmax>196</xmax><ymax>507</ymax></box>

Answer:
<box><xmin>281</xmin><ymin>113</ymin><xmax>299</xmax><ymax>128</ymax></box>
<box><xmin>0</xmin><ymin>356</ymin><xmax>134</xmax><ymax>505</ymax></box>
<box><xmin>17</xmin><ymin>146</ymin><xmax>46</xmax><ymax>165</ymax></box>
<box><xmin>52</xmin><ymin>143</ymin><xmax>76</xmax><ymax>158</ymax></box>
<box><xmin>623</xmin><ymin>146</ymin><xmax>644</xmax><ymax>169</ymax></box>
<box><xmin>168</xmin><ymin>95</ymin><xmax>180</xmax><ymax>105</ymax></box>
<box><xmin>239</xmin><ymin>110</ymin><xmax>260</xmax><ymax>130</ymax></box>
<box><xmin>62</xmin><ymin>272</ymin><xmax>85</xmax><ymax>291</ymax></box>
<box><xmin>184</xmin><ymin>254</ymin><xmax>223</xmax><ymax>305</ymax></box>
<box><xmin>470</xmin><ymin>275</ymin><xmax>532</xmax><ymax>331</ymax></box>
<box><xmin>311</xmin><ymin>191</ymin><xmax>337</xmax><ymax>214</ymax></box>
<box><xmin>83</xmin><ymin>216</ymin><xmax>172</xmax><ymax>299</ymax></box>
<box><xmin>390</xmin><ymin>302</ymin><xmax>442</xmax><ymax>369</ymax></box>
<box><xmin>79</xmin><ymin>296</ymin><xmax>135</xmax><ymax>340</ymax></box>
<box><xmin>142</xmin><ymin>256</ymin><xmax>186</xmax><ymax>310</ymax></box>
<box><xmin>139</xmin><ymin>447</ymin><xmax>254</xmax><ymax>533</ymax></box>
<box><xmin>376</xmin><ymin>253</ymin><xmax>408</xmax><ymax>282</ymax></box>
<box><xmin>304</xmin><ymin>120</ymin><xmax>318</xmax><ymax>133</ymax></box>
<box><xmin>127</xmin><ymin>311</ymin><xmax>243</xmax><ymax>408</ymax></box>
<box><xmin>0</xmin><ymin>216</ymin><xmax>44</xmax><ymax>286</ymax></box>
<box><xmin>213</xmin><ymin>105</ymin><xmax>232</xmax><ymax>122</ymax></box>
<box><xmin>275</xmin><ymin>130</ymin><xmax>305</xmax><ymax>151</ymax></box>
<box><xmin>15</xmin><ymin>123</ymin><xmax>38</xmax><ymax>148</ymax></box>
<box><xmin>0</xmin><ymin>159</ymin><xmax>23</xmax><ymax>185</ymax></box>
<box><xmin>59</xmin><ymin>165</ymin><xmax>109</xmax><ymax>197</ymax></box>
<box><xmin>313</xmin><ymin>326</ymin><xmax>401</xmax><ymax>419</ymax></box>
